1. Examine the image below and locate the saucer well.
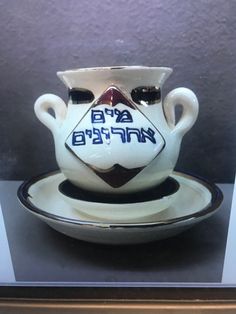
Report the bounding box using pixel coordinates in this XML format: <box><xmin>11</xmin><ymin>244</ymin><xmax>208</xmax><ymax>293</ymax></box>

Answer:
<box><xmin>17</xmin><ymin>171</ymin><xmax>223</xmax><ymax>245</ymax></box>
<box><xmin>58</xmin><ymin>177</ymin><xmax>179</xmax><ymax>221</ymax></box>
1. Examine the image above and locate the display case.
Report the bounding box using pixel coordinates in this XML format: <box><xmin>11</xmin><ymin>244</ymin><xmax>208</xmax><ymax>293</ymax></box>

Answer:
<box><xmin>0</xmin><ymin>1</ymin><xmax>236</xmax><ymax>312</ymax></box>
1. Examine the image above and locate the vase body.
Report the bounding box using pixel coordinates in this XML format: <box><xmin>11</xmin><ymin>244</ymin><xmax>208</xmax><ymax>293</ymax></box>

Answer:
<box><xmin>34</xmin><ymin>66</ymin><xmax>199</xmax><ymax>194</ymax></box>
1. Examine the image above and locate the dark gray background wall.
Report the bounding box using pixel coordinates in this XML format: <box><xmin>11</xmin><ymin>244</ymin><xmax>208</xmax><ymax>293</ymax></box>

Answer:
<box><xmin>0</xmin><ymin>0</ymin><xmax>235</xmax><ymax>182</ymax></box>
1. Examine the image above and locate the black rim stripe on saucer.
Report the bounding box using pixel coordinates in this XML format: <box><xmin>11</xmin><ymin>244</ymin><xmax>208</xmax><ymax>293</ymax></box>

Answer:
<box><xmin>17</xmin><ymin>170</ymin><xmax>223</xmax><ymax>229</ymax></box>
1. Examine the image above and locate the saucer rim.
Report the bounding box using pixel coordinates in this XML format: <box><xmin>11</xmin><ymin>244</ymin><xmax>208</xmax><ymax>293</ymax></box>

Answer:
<box><xmin>17</xmin><ymin>170</ymin><xmax>223</xmax><ymax>229</ymax></box>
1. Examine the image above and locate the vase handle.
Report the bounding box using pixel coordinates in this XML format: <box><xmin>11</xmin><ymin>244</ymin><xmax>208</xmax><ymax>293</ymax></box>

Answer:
<box><xmin>34</xmin><ymin>94</ymin><xmax>67</xmax><ymax>134</ymax></box>
<box><xmin>163</xmin><ymin>87</ymin><xmax>199</xmax><ymax>137</ymax></box>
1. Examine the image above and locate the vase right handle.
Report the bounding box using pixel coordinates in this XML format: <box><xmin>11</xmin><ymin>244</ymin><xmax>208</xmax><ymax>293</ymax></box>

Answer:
<box><xmin>163</xmin><ymin>87</ymin><xmax>199</xmax><ymax>137</ymax></box>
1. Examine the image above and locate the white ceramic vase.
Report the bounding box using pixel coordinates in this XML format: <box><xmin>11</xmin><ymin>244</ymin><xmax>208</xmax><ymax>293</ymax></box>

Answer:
<box><xmin>34</xmin><ymin>66</ymin><xmax>199</xmax><ymax>194</ymax></box>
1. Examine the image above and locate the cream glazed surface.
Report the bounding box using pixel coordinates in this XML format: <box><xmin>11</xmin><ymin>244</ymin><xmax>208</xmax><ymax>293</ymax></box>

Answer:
<box><xmin>34</xmin><ymin>66</ymin><xmax>199</xmax><ymax>194</ymax></box>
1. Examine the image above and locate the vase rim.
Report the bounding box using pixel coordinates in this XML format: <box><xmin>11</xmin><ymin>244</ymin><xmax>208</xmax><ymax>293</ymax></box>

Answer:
<box><xmin>57</xmin><ymin>65</ymin><xmax>173</xmax><ymax>75</ymax></box>
<box><xmin>57</xmin><ymin>66</ymin><xmax>173</xmax><ymax>90</ymax></box>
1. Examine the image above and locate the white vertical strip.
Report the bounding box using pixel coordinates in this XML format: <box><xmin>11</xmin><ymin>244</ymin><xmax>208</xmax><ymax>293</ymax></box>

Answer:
<box><xmin>222</xmin><ymin>175</ymin><xmax>236</xmax><ymax>283</ymax></box>
<box><xmin>0</xmin><ymin>204</ymin><xmax>16</xmax><ymax>283</ymax></box>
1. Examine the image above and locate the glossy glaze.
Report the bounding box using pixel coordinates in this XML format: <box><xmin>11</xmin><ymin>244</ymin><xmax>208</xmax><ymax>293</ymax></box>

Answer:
<box><xmin>34</xmin><ymin>66</ymin><xmax>199</xmax><ymax>194</ymax></box>
<box><xmin>17</xmin><ymin>171</ymin><xmax>223</xmax><ymax>244</ymax></box>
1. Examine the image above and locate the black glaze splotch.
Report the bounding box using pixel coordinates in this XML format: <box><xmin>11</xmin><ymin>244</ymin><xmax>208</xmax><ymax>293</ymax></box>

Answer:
<box><xmin>131</xmin><ymin>86</ymin><xmax>161</xmax><ymax>105</ymax></box>
<box><xmin>69</xmin><ymin>88</ymin><xmax>94</xmax><ymax>104</ymax></box>
<box><xmin>58</xmin><ymin>176</ymin><xmax>179</xmax><ymax>204</ymax></box>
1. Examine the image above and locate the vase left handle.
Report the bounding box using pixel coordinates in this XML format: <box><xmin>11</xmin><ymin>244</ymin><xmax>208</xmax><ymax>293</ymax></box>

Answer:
<box><xmin>34</xmin><ymin>94</ymin><xmax>67</xmax><ymax>134</ymax></box>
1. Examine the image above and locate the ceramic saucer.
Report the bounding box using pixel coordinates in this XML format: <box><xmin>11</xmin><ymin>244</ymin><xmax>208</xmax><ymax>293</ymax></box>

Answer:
<box><xmin>17</xmin><ymin>171</ymin><xmax>223</xmax><ymax>245</ymax></box>
<box><xmin>58</xmin><ymin>177</ymin><xmax>179</xmax><ymax>221</ymax></box>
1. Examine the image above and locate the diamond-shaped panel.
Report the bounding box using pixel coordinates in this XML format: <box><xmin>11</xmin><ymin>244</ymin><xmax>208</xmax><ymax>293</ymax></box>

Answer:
<box><xmin>65</xmin><ymin>86</ymin><xmax>165</xmax><ymax>187</ymax></box>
